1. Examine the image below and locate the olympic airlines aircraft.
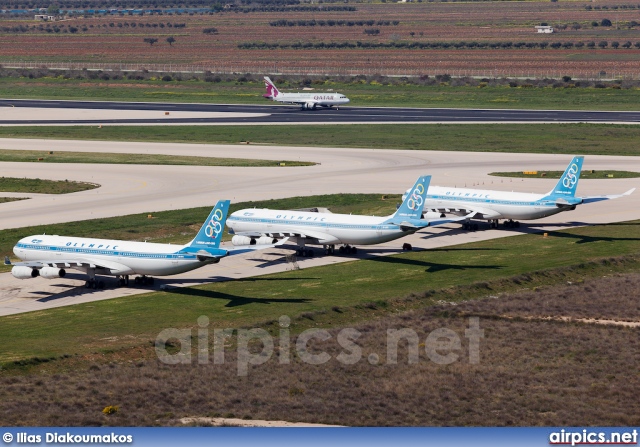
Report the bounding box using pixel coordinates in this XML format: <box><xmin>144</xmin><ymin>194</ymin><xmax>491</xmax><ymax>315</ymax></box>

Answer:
<box><xmin>7</xmin><ymin>200</ymin><xmax>274</xmax><ymax>289</ymax></box>
<box><xmin>263</xmin><ymin>76</ymin><xmax>350</xmax><ymax>110</ymax></box>
<box><xmin>227</xmin><ymin>176</ymin><xmax>466</xmax><ymax>256</ymax></box>
<box><xmin>405</xmin><ymin>156</ymin><xmax>634</xmax><ymax>230</ymax></box>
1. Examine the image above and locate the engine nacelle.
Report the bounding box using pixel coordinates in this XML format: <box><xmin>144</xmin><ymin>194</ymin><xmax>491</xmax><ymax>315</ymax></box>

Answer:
<box><xmin>231</xmin><ymin>235</ymin><xmax>278</xmax><ymax>246</ymax></box>
<box><xmin>303</xmin><ymin>102</ymin><xmax>316</xmax><ymax>110</ymax></box>
<box><xmin>40</xmin><ymin>267</ymin><xmax>66</xmax><ymax>279</ymax></box>
<box><xmin>11</xmin><ymin>266</ymin><xmax>39</xmax><ymax>280</ymax></box>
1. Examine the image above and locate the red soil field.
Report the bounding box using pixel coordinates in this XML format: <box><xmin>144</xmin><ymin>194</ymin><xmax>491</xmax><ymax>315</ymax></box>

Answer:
<box><xmin>2</xmin><ymin>1</ymin><xmax>640</xmax><ymax>77</ymax></box>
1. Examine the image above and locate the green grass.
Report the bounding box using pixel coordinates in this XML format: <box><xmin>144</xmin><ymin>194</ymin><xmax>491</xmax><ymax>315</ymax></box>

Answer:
<box><xmin>0</xmin><ymin>149</ymin><xmax>314</xmax><ymax>167</ymax></box>
<box><xmin>490</xmin><ymin>170</ymin><xmax>640</xmax><ymax>179</ymax></box>
<box><xmin>1</xmin><ymin>219</ymin><xmax>640</xmax><ymax>364</ymax></box>
<box><xmin>0</xmin><ymin>197</ymin><xmax>26</xmax><ymax>203</ymax></box>
<box><xmin>0</xmin><ymin>194</ymin><xmax>401</xmax><ymax>263</ymax></box>
<box><xmin>0</xmin><ymin>177</ymin><xmax>98</xmax><ymax>194</ymax></box>
<box><xmin>1</xmin><ymin>123</ymin><xmax>640</xmax><ymax>156</ymax></box>
<box><xmin>4</xmin><ymin>77</ymin><xmax>640</xmax><ymax>110</ymax></box>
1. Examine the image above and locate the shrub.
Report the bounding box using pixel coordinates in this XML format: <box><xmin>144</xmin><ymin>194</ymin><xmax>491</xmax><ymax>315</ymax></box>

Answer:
<box><xmin>102</xmin><ymin>406</ymin><xmax>119</xmax><ymax>415</ymax></box>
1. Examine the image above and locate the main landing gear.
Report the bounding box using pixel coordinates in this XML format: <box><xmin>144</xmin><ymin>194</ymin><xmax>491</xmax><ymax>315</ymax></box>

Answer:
<box><xmin>461</xmin><ymin>222</ymin><xmax>479</xmax><ymax>231</ymax></box>
<box><xmin>296</xmin><ymin>248</ymin><xmax>315</xmax><ymax>257</ymax></box>
<box><xmin>503</xmin><ymin>219</ymin><xmax>520</xmax><ymax>229</ymax></box>
<box><xmin>134</xmin><ymin>275</ymin><xmax>155</xmax><ymax>286</ymax></box>
<box><xmin>117</xmin><ymin>275</ymin><xmax>130</xmax><ymax>287</ymax></box>
<box><xmin>85</xmin><ymin>279</ymin><xmax>105</xmax><ymax>289</ymax></box>
<box><xmin>338</xmin><ymin>245</ymin><xmax>358</xmax><ymax>255</ymax></box>
<box><xmin>322</xmin><ymin>245</ymin><xmax>357</xmax><ymax>255</ymax></box>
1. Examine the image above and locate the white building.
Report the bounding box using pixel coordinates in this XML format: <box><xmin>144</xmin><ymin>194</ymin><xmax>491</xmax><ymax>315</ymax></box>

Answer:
<box><xmin>535</xmin><ymin>25</ymin><xmax>554</xmax><ymax>33</ymax></box>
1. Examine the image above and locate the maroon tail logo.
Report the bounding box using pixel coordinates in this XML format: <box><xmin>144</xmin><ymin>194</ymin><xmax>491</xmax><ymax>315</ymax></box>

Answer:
<box><xmin>264</xmin><ymin>80</ymin><xmax>278</xmax><ymax>98</ymax></box>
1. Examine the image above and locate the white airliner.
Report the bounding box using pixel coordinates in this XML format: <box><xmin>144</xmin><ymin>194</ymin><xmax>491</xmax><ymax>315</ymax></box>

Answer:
<box><xmin>263</xmin><ymin>76</ymin><xmax>350</xmax><ymax>110</ymax></box>
<box><xmin>7</xmin><ymin>200</ymin><xmax>273</xmax><ymax>289</ymax></box>
<box><xmin>227</xmin><ymin>176</ymin><xmax>466</xmax><ymax>256</ymax></box>
<box><xmin>405</xmin><ymin>156</ymin><xmax>635</xmax><ymax>230</ymax></box>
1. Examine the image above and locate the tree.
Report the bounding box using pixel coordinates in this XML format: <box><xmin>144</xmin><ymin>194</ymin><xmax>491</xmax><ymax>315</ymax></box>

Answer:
<box><xmin>46</xmin><ymin>4</ymin><xmax>58</xmax><ymax>14</ymax></box>
<box><xmin>143</xmin><ymin>37</ymin><xmax>158</xmax><ymax>46</ymax></box>
<box><xmin>598</xmin><ymin>40</ymin><xmax>608</xmax><ymax>48</ymax></box>
<box><xmin>601</xmin><ymin>18</ymin><xmax>612</xmax><ymax>26</ymax></box>
<box><xmin>166</xmin><ymin>36</ymin><xmax>175</xmax><ymax>45</ymax></box>
<box><xmin>611</xmin><ymin>41</ymin><xmax>619</xmax><ymax>48</ymax></box>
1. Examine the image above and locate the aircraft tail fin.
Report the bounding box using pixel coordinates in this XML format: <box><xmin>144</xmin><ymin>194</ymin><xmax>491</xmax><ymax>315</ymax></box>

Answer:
<box><xmin>546</xmin><ymin>156</ymin><xmax>584</xmax><ymax>197</ymax></box>
<box><xmin>187</xmin><ymin>200</ymin><xmax>230</xmax><ymax>251</ymax></box>
<box><xmin>264</xmin><ymin>76</ymin><xmax>280</xmax><ymax>99</ymax></box>
<box><xmin>392</xmin><ymin>175</ymin><xmax>431</xmax><ymax>221</ymax></box>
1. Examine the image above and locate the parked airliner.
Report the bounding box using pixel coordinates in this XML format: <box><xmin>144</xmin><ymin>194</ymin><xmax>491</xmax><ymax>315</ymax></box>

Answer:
<box><xmin>263</xmin><ymin>76</ymin><xmax>350</xmax><ymax>110</ymax></box>
<box><xmin>406</xmin><ymin>156</ymin><xmax>634</xmax><ymax>230</ymax></box>
<box><xmin>227</xmin><ymin>176</ymin><xmax>466</xmax><ymax>256</ymax></box>
<box><xmin>7</xmin><ymin>200</ymin><xmax>274</xmax><ymax>289</ymax></box>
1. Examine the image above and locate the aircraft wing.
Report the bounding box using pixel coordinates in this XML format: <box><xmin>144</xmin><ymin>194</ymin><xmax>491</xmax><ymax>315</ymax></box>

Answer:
<box><xmin>423</xmin><ymin>213</ymin><xmax>475</xmax><ymax>227</ymax></box>
<box><xmin>233</xmin><ymin>229</ymin><xmax>327</xmax><ymax>241</ymax></box>
<box><xmin>429</xmin><ymin>206</ymin><xmax>501</xmax><ymax>220</ymax></box>
<box><xmin>8</xmin><ymin>258</ymin><xmax>131</xmax><ymax>273</ymax></box>
<box><xmin>233</xmin><ymin>228</ymin><xmax>338</xmax><ymax>244</ymax></box>
<box><xmin>393</xmin><ymin>214</ymin><xmax>473</xmax><ymax>232</ymax></box>
<box><xmin>580</xmin><ymin>188</ymin><xmax>635</xmax><ymax>204</ymax></box>
<box><xmin>224</xmin><ymin>238</ymin><xmax>290</xmax><ymax>256</ymax></box>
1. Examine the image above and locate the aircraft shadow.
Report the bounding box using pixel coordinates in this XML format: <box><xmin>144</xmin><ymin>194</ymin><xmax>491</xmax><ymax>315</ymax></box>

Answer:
<box><xmin>368</xmin><ymin>256</ymin><xmax>503</xmax><ymax>273</ymax></box>
<box><xmin>539</xmin><ymin>230</ymin><xmax>640</xmax><ymax>245</ymax></box>
<box><xmin>166</xmin><ymin>287</ymin><xmax>312</xmax><ymax>308</ymax></box>
<box><xmin>32</xmin><ymin>275</ymin><xmax>317</xmax><ymax>302</ymax></box>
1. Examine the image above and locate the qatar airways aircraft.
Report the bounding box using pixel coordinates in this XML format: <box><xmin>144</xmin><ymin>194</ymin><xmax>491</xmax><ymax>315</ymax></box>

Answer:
<box><xmin>227</xmin><ymin>176</ymin><xmax>468</xmax><ymax>256</ymax></box>
<box><xmin>405</xmin><ymin>156</ymin><xmax>634</xmax><ymax>230</ymax></box>
<box><xmin>263</xmin><ymin>76</ymin><xmax>350</xmax><ymax>110</ymax></box>
<box><xmin>7</xmin><ymin>200</ymin><xmax>275</xmax><ymax>289</ymax></box>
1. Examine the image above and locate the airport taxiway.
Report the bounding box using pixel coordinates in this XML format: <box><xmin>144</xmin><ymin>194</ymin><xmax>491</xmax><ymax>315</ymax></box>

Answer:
<box><xmin>3</xmin><ymin>100</ymin><xmax>640</xmax><ymax>124</ymax></box>
<box><xmin>0</xmin><ymin>121</ymin><xmax>639</xmax><ymax>315</ymax></box>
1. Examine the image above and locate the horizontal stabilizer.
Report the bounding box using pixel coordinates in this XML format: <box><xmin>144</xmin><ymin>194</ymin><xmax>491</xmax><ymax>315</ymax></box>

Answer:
<box><xmin>581</xmin><ymin>188</ymin><xmax>635</xmax><ymax>204</ymax></box>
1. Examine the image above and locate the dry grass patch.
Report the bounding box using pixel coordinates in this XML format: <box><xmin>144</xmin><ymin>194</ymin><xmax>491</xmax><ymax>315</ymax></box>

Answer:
<box><xmin>1</xmin><ymin>272</ymin><xmax>638</xmax><ymax>427</ymax></box>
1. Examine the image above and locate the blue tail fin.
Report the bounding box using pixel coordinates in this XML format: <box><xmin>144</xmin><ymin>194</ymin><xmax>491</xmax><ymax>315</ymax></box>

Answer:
<box><xmin>188</xmin><ymin>200</ymin><xmax>230</xmax><ymax>251</ymax></box>
<box><xmin>393</xmin><ymin>175</ymin><xmax>431</xmax><ymax>220</ymax></box>
<box><xmin>547</xmin><ymin>156</ymin><xmax>584</xmax><ymax>197</ymax></box>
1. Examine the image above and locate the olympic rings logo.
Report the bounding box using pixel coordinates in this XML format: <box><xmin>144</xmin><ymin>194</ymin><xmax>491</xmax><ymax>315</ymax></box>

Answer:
<box><xmin>407</xmin><ymin>183</ymin><xmax>425</xmax><ymax>211</ymax></box>
<box><xmin>204</xmin><ymin>208</ymin><xmax>224</xmax><ymax>239</ymax></box>
<box><xmin>562</xmin><ymin>163</ymin><xmax>579</xmax><ymax>189</ymax></box>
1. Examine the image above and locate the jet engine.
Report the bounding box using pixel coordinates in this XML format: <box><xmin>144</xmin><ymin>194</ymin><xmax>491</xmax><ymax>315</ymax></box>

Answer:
<box><xmin>11</xmin><ymin>266</ymin><xmax>39</xmax><ymax>279</ymax></box>
<box><xmin>40</xmin><ymin>267</ymin><xmax>66</xmax><ymax>279</ymax></box>
<box><xmin>231</xmin><ymin>236</ymin><xmax>278</xmax><ymax>246</ymax></box>
<box><xmin>303</xmin><ymin>102</ymin><xmax>316</xmax><ymax>110</ymax></box>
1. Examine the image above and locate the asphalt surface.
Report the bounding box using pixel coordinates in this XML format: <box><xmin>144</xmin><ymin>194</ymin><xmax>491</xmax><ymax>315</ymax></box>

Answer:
<box><xmin>1</xmin><ymin>139</ymin><xmax>638</xmax><ymax>316</ymax></box>
<box><xmin>2</xmin><ymin>99</ymin><xmax>640</xmax><ymax>124</ymax></box>
<box><xmin>0</xmin><ymin>105</ymin><xmax>639</xmax><ymax>315</ymax></box>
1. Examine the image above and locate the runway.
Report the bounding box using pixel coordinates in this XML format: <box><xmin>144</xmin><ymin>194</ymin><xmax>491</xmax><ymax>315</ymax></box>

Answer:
<box><xmin>2</xmin><ymin>99</ymin><xmax>640</xmax><ymax>124</ymax></box>
<box><xmin>1</xmin><ymin>137</ymin><xmax>638</xmax><ymax>316</ymax></box>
